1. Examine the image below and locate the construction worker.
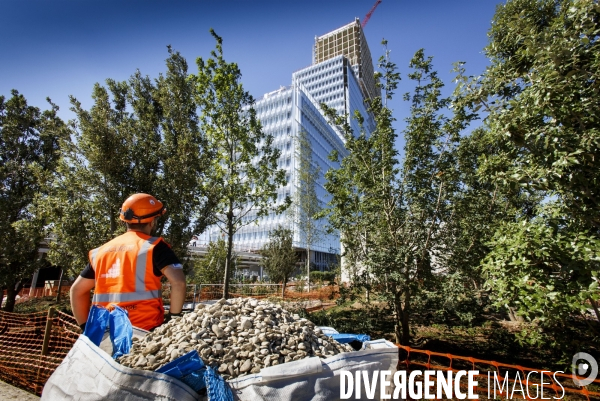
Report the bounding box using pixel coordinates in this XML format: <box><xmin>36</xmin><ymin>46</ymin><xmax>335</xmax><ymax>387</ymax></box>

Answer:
<box><xmin>70</xmin><ymin>193</ymin><xmax>186</xmax><ymax>331</ymax></box>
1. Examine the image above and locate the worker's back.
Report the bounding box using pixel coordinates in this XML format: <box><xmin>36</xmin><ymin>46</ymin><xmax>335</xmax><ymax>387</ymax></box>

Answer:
<box><xmin>90</xmin><ymin>231</ymin><xmax>164</xmax><ymax>330</ymax></box>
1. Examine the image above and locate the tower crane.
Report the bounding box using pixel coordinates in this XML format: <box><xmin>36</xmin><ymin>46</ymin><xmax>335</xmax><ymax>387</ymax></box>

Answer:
<box><xmin>362</xmin><ymin>0</ymin><xmax>382</xmax><ymax>28</ymax></box>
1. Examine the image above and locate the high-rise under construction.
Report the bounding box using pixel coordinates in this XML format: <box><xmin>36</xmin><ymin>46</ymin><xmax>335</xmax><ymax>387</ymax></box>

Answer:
<box><xmin>313</xmin><ymin>18</ymin><xmax>379</xmax><ymax>101</ymax></box>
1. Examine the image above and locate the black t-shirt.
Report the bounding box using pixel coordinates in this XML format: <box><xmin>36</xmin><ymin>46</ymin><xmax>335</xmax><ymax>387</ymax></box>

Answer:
<box><xmin>80</xmin><ymin>240</ymin><xmax>182</xmax><ymax>279</ymax></box>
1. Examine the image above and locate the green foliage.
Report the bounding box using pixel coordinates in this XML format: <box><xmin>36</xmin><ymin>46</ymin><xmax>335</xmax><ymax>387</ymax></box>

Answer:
<box><xmin>0</xmin><ymin>90</ymin><xmax>67</xmax><ymax>311</ymax></box>
<box><xmin>190</xmin><ymin>238</ymin><xmax>236</xmax><ymax>284</ymax></box>
<box><xmin>411</xmin><ymin>273</ymin><xmax>489</xmax><ymax>327</ymax></box>
<box><xmin>295</xmin><ymin>279</ymin><xmax>305</xmax><ymax>293</ymax></box>
<box><xmin>13</xmin><ymin>295</ymin><xmax>73</xmax><ymax>315</ymax></box>
<box><xmin>193</xmin><ymin>30</ymin><xmax>289</xmax><ymax>298</ymax></box>
<box><xmin>482</xmin><ymin>204</ymin><xmax>600</xmax><ymax>325</ymax></box>
<box><xmin>454</xmin><ymin>0</ymin><xmax>600</xmax><ymax>333</ymax></box>
<box><xmin>323</xmin><ymin>44</ymin><xmax>472</xmax><ymax>344</ymax></box>
<box><xmin>307</xmin><ymin>303</ymin><xmax>395</xmax><ymax>338</ymax></box>
<box><xmin>481</xmin><ymin>0</ymin><xmax>600</xmax><ymax>228</ymax></box>
<box><xmin>261</xmin><ymin>226</ymin><xmax>297</xmax><ymax>297</ymax></box>
<box><xmin>309</xmin><ymin>271</ymin><xmax>336</xmax><ymax>284</ymax></box>
<box><xmin>38</xmin><ymin>47</ymin><xmax>216</xmax><ymax>276</ymax></box>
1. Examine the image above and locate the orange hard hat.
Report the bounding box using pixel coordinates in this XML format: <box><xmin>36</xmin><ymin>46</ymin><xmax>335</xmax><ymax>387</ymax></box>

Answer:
<box><xmin>119</xmin><ymin>193</ymin><xmax>166</xmax><ymax>223</ymax></box>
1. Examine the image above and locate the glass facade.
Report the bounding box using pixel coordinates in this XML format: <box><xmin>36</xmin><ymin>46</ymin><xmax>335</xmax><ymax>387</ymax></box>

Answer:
<box><xmin>204</xmin><ymin>20</ymin><xmax>377</xmax><ymax>271</ymax></box>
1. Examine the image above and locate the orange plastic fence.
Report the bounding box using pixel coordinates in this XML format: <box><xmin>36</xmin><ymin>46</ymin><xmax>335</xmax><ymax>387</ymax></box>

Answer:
<box><xmin>160</xmin><ymin>283</ymin><xmax>339</xmax><ymax>304</ymax></box>
<box><xmin>396</xmin><ymin>345</ymin><xmax>600</xmax><ymax>401</ymax></box>
<box><xmin>195</xmin><ymin>284</ymin><xmax>284</xmax><ymax>301</ymax></box>
<box><xmin>0</xmin><ymin>309</ymin><xmax>80</xmax><ymax>395</ymax></box>
<box><xmin>2</xmin><ymin>283</ymin><xmax>72</xmax><ymax>304</ymax></box>
<box><xmin>284</xmin><ymin>284</ymin><xmax>339</xmax><ymax>301</ymax></box>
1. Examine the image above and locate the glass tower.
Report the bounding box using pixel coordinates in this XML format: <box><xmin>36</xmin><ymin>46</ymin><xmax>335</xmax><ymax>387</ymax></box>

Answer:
<box><xmin>203</xmin><ymin>20</ymin><xmax>377</xmax><ymax>275</ymax></box>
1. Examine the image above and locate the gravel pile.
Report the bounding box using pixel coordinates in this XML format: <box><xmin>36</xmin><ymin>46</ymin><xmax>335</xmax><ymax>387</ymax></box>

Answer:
<box><xmin>118</xmin><ymin>297</ymin><xmax>353</xmax><ymax>380</ymax></box>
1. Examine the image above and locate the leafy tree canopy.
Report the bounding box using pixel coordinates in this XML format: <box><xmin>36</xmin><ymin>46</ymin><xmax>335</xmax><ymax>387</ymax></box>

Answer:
<box><xmin>38</xmin><ymin>48</ymin><xmax>217</xmax><ymax>276</ymax></box>
<box><xmin>193</xmin><ymin>30</ymin><xmax>289</xmax><ymax>298</ymax></box>
<box><xmin>0</xmin><ymin>90</ymin><xmax>67</xmax><ymax>311</ymax></box>
<box><xmin>454</xmin><ymin>0</ymin><xmax>600</xmax><ymax>328</ymax></box>
<box><xmin>261</xmin><ymin>226</ymin><xmax>297</xmax><ymax>297</ymax></box>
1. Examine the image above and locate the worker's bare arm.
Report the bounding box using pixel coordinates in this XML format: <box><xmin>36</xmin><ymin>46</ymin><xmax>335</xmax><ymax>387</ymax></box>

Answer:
<box><xmin>70</xmin><ymin>276</ymin><xmax>96</xmax><ymax>325</ymax></box>
<box><xmin>162</xmin><ymin>265</ymin><xmax>186</xmax><ymax>315</ymax></box>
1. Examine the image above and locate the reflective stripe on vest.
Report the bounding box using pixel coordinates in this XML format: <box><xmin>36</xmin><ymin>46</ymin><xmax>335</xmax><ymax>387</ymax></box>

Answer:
<box><xmin>92</xmin><ymin>289</ymin><xmax>161</xmax><ymax>303</ymax></box>
<box><xmin>136</xmin><ymin>236</ymin><xmax>158</xmax><ymax>293</ymax></box>
<box><xmin>92</xmin><ymin>236</ymin><xmax>160</xmax><ymax>304</ymax></box>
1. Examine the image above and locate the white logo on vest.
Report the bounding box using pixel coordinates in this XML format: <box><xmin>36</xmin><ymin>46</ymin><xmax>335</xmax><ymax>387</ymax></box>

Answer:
<box><xmin>101</xmin><ymin>258</ymin><xmax>121</xmax><ymax>279</ymax></box>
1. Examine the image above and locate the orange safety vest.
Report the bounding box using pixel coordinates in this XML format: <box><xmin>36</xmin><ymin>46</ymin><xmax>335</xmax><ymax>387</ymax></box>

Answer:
<box><xmin>89</xmin><ymin>231</ymin><xmax>165</xmax><ymax>330</ymax></box>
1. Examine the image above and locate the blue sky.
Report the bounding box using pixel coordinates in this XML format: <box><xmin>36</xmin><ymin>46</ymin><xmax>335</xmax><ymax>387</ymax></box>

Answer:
<box><xmin>1</xmin><ymin>0</ymin><xmax>499</xmax><ymax>140</ymax></box>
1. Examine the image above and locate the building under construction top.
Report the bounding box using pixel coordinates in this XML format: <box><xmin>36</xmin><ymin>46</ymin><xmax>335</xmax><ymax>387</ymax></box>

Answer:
<box><xmin>313</xmin><ymin>18</ymin><xmax>379</xmax><ymax>100</ymax></box>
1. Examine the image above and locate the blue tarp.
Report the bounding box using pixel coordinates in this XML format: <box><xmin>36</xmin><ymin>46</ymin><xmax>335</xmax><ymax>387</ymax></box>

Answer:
<box><xmin>156</xmin><ymin>350</ymin><xmax>207</xmax><ymax>392</ymax></box>
<box><xmin>83</xmin><ymin>305</ymin><xmax>132</xmax><ymax>359</ymax></box>
<box><xmin>155</xmin><ymin>351</ymin><xmax>234</xmax><ymax>399</ymax></box>
<box><xmin>330</xmin><ymin>333</ymin><xmax>371</xmax><ymax>344</ymax></box>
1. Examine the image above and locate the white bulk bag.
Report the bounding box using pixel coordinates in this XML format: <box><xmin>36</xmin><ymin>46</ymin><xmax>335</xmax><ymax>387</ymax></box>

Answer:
<box><xmin>227</xmin><ymin>339</ymin><xmax>398</xmax><ymax>401</ymax></box>
<box><xmin>41</xmin><ymin>335</ymin><xmax>199</xmax><ymax>401</ymax></box>
<box><xmin>42</xmin><ymin>335</ymin><xmax>397</xmax><ymax>401</ymax></box>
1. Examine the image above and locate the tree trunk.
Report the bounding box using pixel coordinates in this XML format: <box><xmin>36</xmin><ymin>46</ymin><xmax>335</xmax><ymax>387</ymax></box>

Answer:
<box><xmin>365</xmin><ymin>270</ymin><xmax>370</xmax><ymax>303</ymax></box>
<box><xmin>30</xmin><ymin>269</ymin><xmax>40</xmax><ymax>297</ymax></box>
<box><xmin>282</xmin><ymin>279</ymin><xmax>286</xmax><ymax>299</ymax></box>
<box><xmin>109</xmin><ymin>201</ymin><xmax>116</xmax><ymax>235</ymax></box>
<box><xmin>588</xmin><ymin>297</ymin><xmax>600</xmax><ymax>323</ymax></box>
<box><xmin>393</xmin><ymin>291</ymin><xmax>404</xmax><ymax>344</ymax></box>
<box><xmin>507</xmin><ymin>306</ymin><xmax>524</xmax><ymax>322</ymax></box>
<box><xmin>222</xmin><ymin>202</ymin><xmax>234</xmax><ymax>300</ymax></box>
<box><xmin>55</xmin><ymin>268</ymin><xmax>64</xmax><ymax>303</ymax></box>
<box><xmin>223</xmin><ymin>231</ymin><xmax>233</xmax><ymax>299</ymax></box>
<box><xmin>4</xmin><ymin>281</ymin><xmax>23</xmax><ymax>312</ymax></box>
<box><xmin>306</xmin><ymin>246</ymin><xmax>310</xmax><ymax>293</ymax></box>
<box><xmin>400</xmin><ymin>293</ymin><xmax>411</xmax><ymax>345</ymax></box>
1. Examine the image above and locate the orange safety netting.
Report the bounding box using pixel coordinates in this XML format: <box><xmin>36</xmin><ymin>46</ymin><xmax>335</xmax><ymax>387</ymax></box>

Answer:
<box><xmin>161</xmin><ymin>283</ymin><xmax>199</xmax><ymax>305</ymax></box>
<box><xmin>284</xmin><ymin>284</ymin><xmax>339</xmax><ymax>302</ymax></box>
<box><xmin>0</xmin><ymin>309</ymin><xmax>80</xmax><ymax>396</ymax></box>
<box><xmin>196</xmin><ymin>284</ymin><xmax>284</xmax><ymax>301</ymax></box>
<box><xmin>2</xmin><ymin>283</ymin><xmax>72</xmax><ymax>304</ymax></box>
<box><xmin>161</xmin><ymin>283</ymin><xmax>340</xmax><ymax>303</ymax></box>
<box><xmin>396</xmin><ymin>345</ymin><xmax>600</xmax><ymax>401</ymax></box>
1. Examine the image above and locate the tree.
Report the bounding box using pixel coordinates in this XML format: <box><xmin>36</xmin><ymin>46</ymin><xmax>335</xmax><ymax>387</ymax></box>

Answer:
<box><xmin>324</xmin><ymin>45</ymin><xmax>470</xmax><ymax>344</ymax></box>
<box><xmin>193</xmin><ymin>30</ymin><xmax>289</xmax><ymax>299</ymax></box>
<box><xmin>40</xmin><ymin>81</ymin><xmax>134</xmax><ymax>275</ymax></box>
<box><xmin>291</xmin><ymin>129</ymin><xmax>322</xmax><ymax>292</ymax></box>
<box><xmin>456</xmin><ymin>0</ymin><xmax>600</xmax><ymax>329</ymax></box>
<box><xmin>261</xmin><ymin>226</ymin><xmax>298</xmax><ymax>298</ymax></box>
<box><xmin>190</xmin><ymin>238</ymin><xmax>236</xmax><ymax>285</ymax></box>
<box><xmin>0</xmin><ymin>90</ymin><xmax>66</xmax><ymax>311</ymax></box>
<box><xmin>150</xmin><ymin>46</ymin><xmax>218</xmax><ymax>258</ymax></box>
<box><xmin>39</xmin><ymin>48</ymin><xmax>217</xmax><ymax>276</ymax></box>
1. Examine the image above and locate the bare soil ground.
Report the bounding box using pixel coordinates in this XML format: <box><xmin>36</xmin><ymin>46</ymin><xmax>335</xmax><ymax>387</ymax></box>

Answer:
<box><xmin>0</xmin><ymin>380</ymin><xmax>39</xmax><ymax>400</ymax></box>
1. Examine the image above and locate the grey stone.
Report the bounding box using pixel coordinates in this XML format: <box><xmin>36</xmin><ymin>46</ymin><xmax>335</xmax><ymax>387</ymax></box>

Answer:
<box><xmin>240</xmin><ymin>359</ymin><xmax>252</xmax><ymax>373</ymax></box>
